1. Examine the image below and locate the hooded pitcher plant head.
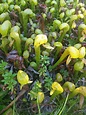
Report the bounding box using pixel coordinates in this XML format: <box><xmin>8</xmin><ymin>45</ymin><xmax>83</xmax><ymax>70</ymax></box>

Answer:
<box><xmin>59</xmin><ymin>23</ymin><xmax>69</xmax><ymax>32</ymax></box>
<box><xmin>50</xmin><ymin>82</ymin><xmax>63</xmax><ymax>95</ymax></box>
<box><xmin>37</xmin><ymin>92</ymin><xmax>44</xmax><ymax>104</ymax></box>
<box><xmin>34</xmin><ymin>34</ymin><xmax>48</xmax><ymax>67</ymax></box>
<box><xmin>50</xmin><ymin>46</ymin><xmax>79</xmax><ymax>70</ymax></box>
<box><xmin>29</xmin><ymin>0</ymin><xmax>38</xmax><ymax>6</ymax></box>
<box><xmin>74</xmin><ymin>61</ymin><xmax>84</xmax><ymax>71</ymax></box>
<box><xmin>79</xmin><ymin>47</ymin><xmax>86</xmax><ymax>58</ymax></box>
<box><xmin>66</xmin><ymin>9</ymin><xmax>75</xmax><ymax>17</ymax></box>
<box><xmin>17</xmin><ymin>70</ymin><xmax>32</xmax><ymax>89</ymax></box>
<box><xmin>78</xmin><ymin>24</ymin><xmax>86</xmax><ymax>33</ymax></box>
<box><xmin>25</xmin><ymin>38</ymin><xmax>33</xmax><ymax>50</ymax></box>
<box><xmin>65</xmin><ymin>46</ymin><xmax>79</xmax><ymax>64</ymax></box>
<box><xmin>60</xmin><ymin>0</ymin><xmax>66</xmax><ymax>7</ymax></box>
<box><xmin>54</xmin><ymin>42</ymin><xmax>63</xmax><ymax>48</ymax></box>
<box><xmin>67</xmin><ymin>46</ymin><xmax>79</xmax><ymax>58</ymax></box>
<box><xmin>34</xmin><ymin>34</ymin><xmax>48</xmax><ymax>48</ymax></box>
<box><xmin>63</xmin><ymin>81</ymin><xmax>75</xmax><ymax>92</ymax></box>
<box><xmin>11</xmin><ymin>25</ymin><xmax>20</xmax><ymax>34</ymax></box>
<box><xmin>56</xmin><ymin>73</ymin><xmax>63</xmax><ymax>82</ymax></box>
<box><xmin>69</xmin><ymin>86</ymin><xmax>86</xmax><ymax>98</ymax></box>
<box><xmin>20</xmin><ymin>8</ymin><xmax>35</xmax><ymax>36</ymax></box>
<box><xmin>58</xmin><ymin>23</ymin><xmax>70</xmax><ymax>42</ymax></box>
<box><xmin>0</xmin><ymin>20</ymin><xmax>11</xmax><ymax>37</ymax></box>
<box><xmin>54</xmin><ymin>42</ymin><xmax>63</xmax><ymax>58</ymax></box>
<box><xmin>0</xmin><ymin>12</ymin><xmax>10</xmax><ymax>22</ymax></box>
<box><xmin>10</xmin><ymin>31</ymin><xmax>22</xmax><ymax>55</ymax></box>
<box><xmin>78</xmin><ymin>24</ymin><xmax>86</xmax><ymax>40</ymax></box>
<box><xmin>53</xmin><ymin>19</ymin><xmax>61</xmax><ymax>30</ymax></box>
<box><xmin>70</xmin><ymin>15</ymin><xmax>78</xmax><ymax>22</ymax></box>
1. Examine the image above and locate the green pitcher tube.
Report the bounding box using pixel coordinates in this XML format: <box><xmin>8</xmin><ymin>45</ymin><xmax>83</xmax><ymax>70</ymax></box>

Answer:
<box><xmin>0</xmin><ymin>20</ymin><xmax>11</xmax><ymax>37</ymax></box>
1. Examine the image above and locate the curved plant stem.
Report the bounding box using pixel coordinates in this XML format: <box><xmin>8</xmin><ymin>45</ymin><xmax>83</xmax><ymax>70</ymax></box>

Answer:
<box><xmin>34</xmin><ymin>34</ymin><xmax>48</xmax><ymax>68</ymax></box>
<box><xmin>58</xmin><ymin>31</ymin><xmax>66</xmax><ymax>42</ymax></box>
<box><xmin>56</xmin><ymin>0</ymin><xmax>60</xmax><ymax>19</ymax></box>
<box><xmin>35</xmin><ymin>46</ymin><xmax>40</xmax><ymax>67</ymax></box>
<box><xmin>10</xmin><ymin>32</ymin><xmax>22</xmax><ymax>55</ymax></box>
<box><xmin>0</xmin><ymin>89</ymin><xmax>27</xmax><ymax>115</ymax></box>
<box><xmin>54</xmin><ymin>42</ymin><xmax>63</xmax><ymax>59</ymax></box>
<box><xmin>50</xmin><ymin>46</ymin><xmax>79</xmax><ymax>70</ymax></box>
<box><xmin>31</xmin><ymin>4</ymin><xmax>35</xmax><ymax>12</ymax></box>
<box><xmin>50</xmin><ymin>49</ymin><xmax>68</xmax><ymax>70</ymax></box>
<box><xmin>13</xmin><ymin>96</ymin><xmax>15</xmax><ymax>115</ymax></box>
<box><xmin>67</xmin><ymin>98</ymin><xmax>78</xmax><ymax>113</ymax></box>
<box><xmin>58</xmin><ymin>93</ymin><xmax>69</xmax><ymax>115</ymax></box>
<box><xmin>54</xmin><ymin>49</ymin><xmax>61</xmax><ymax>59</ymax></box>
<box><xmin>37</xmin><ymin>98</ymin><xmax>41</xmax><ymax>115</ymax></box>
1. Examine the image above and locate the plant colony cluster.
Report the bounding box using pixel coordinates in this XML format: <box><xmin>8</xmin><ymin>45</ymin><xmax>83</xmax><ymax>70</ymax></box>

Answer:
<box><xmin>0</xmin><ymin>0</ymin><xmax>86</xmax><ymax>114</ymax></box>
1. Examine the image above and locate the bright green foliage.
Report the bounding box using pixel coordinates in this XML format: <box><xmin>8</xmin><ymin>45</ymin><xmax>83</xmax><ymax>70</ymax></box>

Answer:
<box><xmin>0</xmin><ymin>60</ymin><xmax>17</xmax><ymax>92</ymax></box>
<box><xmin>2</xmin><ymin>71</ymin><xmax>17</xmax><ymax>91</ymax></box>
<box><xmin>40</xmin><ymin>55</ymin><xmax>50</xmax><ymax>65</ymax></box>
<box><xmin>39</xmin><ymin>66</ymin><xmax>47</xmax><ymax>77</ymax></box>
<box><xmin>0</xmin><ymin>60</ymin><xmax>7</xmax><ymax>74</ymax></box>
<box><xmin>38</xmin><ymin>55</ymin><xmax>50</xmax><ymax>77</ymax></box>
<box><xmin>44</xmin><ymin>76</ymin><xmax>53</xmax><ymax>90</ymax></box>
<box><xmin>60</xmin><ymin>68</ymin><xmax>69</xmax><ymax>78</ymax></box>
